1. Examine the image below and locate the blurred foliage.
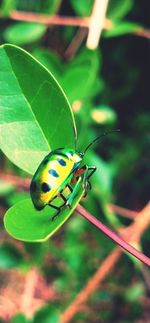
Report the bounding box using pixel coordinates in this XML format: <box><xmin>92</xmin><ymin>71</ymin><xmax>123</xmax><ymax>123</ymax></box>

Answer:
<box><xmin>4</xmin><ymin>22</ymin><xmax>47</xmax><ymax>45</ymax></box>
<box><xmin>0</xmin><ymin>0</ymin><xmax>149</xmax><ymax>322</ymax></box>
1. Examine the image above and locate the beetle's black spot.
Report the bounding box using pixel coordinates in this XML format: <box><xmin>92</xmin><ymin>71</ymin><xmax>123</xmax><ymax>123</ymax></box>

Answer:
<box><xmin>57</xmin><ymin>158</ymin><xmax>66</xmax><ymax>166</ymax></box>
<box><xmin>30</xmin><ymin>181</ymin><xmax>37</xmax><ymax>192</ymax></box>
<box><xmin>41</xmin><ymin>182</ymin><xmax>51</xmax><ymax>192</ymax></box>
<box><xmin>48</xmin><ymin>169</ymin><xmax>59</xmax><ymax>177</ymax></box>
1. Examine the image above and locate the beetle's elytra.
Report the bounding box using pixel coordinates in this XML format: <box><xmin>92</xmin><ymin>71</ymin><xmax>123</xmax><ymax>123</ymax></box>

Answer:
<box><xmin>30</xmin><ymin>148</ymin><xmax>96</xmax><ymax>219</ymax></box>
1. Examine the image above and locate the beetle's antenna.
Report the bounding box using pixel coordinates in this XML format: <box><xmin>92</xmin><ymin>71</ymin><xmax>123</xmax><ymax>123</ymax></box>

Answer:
<box><xmin>83</xmin><ymin>129</ymin><xmax>120</xmax><ymax>155</ymax></box>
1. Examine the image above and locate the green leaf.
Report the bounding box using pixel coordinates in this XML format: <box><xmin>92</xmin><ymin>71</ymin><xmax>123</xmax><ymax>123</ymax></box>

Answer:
<box><xmin>62</xmin><ymin>49</ymin><xmax>100</xmax><ymax>102</ymax></box>
<box><xmin>39</xmin><ymin>0</ymin><xmax>61</xmax><ymax>14</ymax></box>
<box><xmin>4</xmin><ymin>187</ymin><xmax>84</xmax><ymax>242</ymax></box>
<box><xmin>0</xmin><ymin>44</ymin><xmax>76</xmax><ymax>174</ymax></box>
<box><xmin>4</xmin><ymin>22</ymin><xmax>47</xmax><ymax>45</ymax></box>
<box><xmin>124</xmin><ymin>283</ymin><xmax>145</xmax><ymax>302</ymax></box>
<box><xmin>7</xmin><ymin>191</ymin><xmax>29</xmax><ymax>205</ymax></box>
<box><xmin>11</xmin><ymin>313</ymin><xmax>28</xmax><ymax>323</ymax></box>
<box><xmin>71</xmin><ymin>0</ymin><xmax>93</xmax><ymax>16</ymax></box>
<box><xmin>14</xmin><ymin>0</ymin><xmax>61</xmax><ymax>14</ymax></box>
<box><xmin>86</xmin><ymin>151</ymin><xmax>114</xmax><ymax>200</ymax></box>
<box><xmin>33</xmin><ymin>305</ymin><xmax>60</xmax><ymax>323</ymax></box>
<box><xmin>108</xmin><ymin>0</ymin><xmax>134</xmax><ymax>20</ymax></box>
<box><xmin>104</xmin><ymin>22</ymin><xmax>142</xmax><ymax>38</ymax></box>
<box><xmin>1</xmin><ymin>0</ymin><xmax>15</xmax><ymax>16</ymax></box>
<box><xmin>0</xmin><ymin>243</ymin><xmax>22</xmax><ymax>268</ymax></box>
<box><xmin>33</xmin><ymin>47</ymin><xmax>62</xmax><ymax>80</ymax></box>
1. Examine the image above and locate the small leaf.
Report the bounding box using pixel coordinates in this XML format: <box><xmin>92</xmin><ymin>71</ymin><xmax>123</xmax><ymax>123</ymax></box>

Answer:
<box><xmin>104</xmin><ymin>22</ymin><xmax>142</xmax><ymax>38</ymax></box>
<box><xmin>1</xmin><ymin>0</ymin><xmax>15</xmax><ymax>16</ymax></box>
<box><xmin>4</xmin><ymin>22</ymin><xmax>47</xmax><ymax>45</ymax></box>
<box><xmin>7</xmin><ymin>191</ymin><xmax>29</xmax><ymax>205</ymax></box>
<box><xmin>62</xmin><ymin>49</ymin><xmax>100</xmax><ymax>102</ymax></box>
<box><xmin>0</xmin><ymin>44</ymin><xmax>76</xmax><ymax>174</ymax></box>
<box><xmin>39</xmin><ymin>0</ymin><xmax>61</xmax><ymax>14</ymax></box>
<box><xmin>71</xmin><ymin>0</ymin><xmax>93</xmax><ymax>16</ymax></box>
<box><xmin>124</xmin><ymin>283</ymin><xmax>145</xmax><ymax>302</ymax></box>
<box><xmin>85</xmin><ymin>151</ymin><xmax>114</xmax><ymax>200</ymax></box>
<box><xmin>108</xmin><ymin>0</ymin><xmax>134</xmax><ymax>20</ymax></box>
<box><xmin>0</xmin><ymin>243</ymin><xmax>22</xmax><ymax>268</ymax></box>
<box><xmin>15</xmin><ymin>0</ymin><xmax>61</xmax><ymax>15</ymax></box>
<box><xmin>11</xmin><ymin>313</ymin><xmax>28</xmax><ymax>323</ymax></box>
<box><xmin>4</xmin><ymin>187</ymin><xmax>84</xmax><ymax>242</ymax></box>
<box><xmin>33</xmin><ymin>305</ymin><xmax>60</xmax><ymax>323</ymax></box>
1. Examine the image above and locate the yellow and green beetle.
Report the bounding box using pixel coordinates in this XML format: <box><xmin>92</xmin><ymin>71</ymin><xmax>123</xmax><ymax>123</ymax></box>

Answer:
<box><xmin>30</xmin><ymin>147</ymin><xmax>96</xmax><ymax>219</ymax></box>
<box><xmin>30</xmin><ymin>130</ymin><xmax>119</xmax><ymax>220</ymax></box>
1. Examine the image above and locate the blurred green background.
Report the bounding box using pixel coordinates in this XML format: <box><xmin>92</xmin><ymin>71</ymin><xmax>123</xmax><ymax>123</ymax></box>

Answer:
<box><xmin>0</xmin><ymin>0</ymin><xmax>150</xmax><ymax>322</ymax></box>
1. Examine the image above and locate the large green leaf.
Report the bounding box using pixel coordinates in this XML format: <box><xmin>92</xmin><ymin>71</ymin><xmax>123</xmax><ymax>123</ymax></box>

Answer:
<box><xmin>4</xmin><ymin>22</ymin><xmax>47</xmax><ymax>45</ymax></box>
<box><xmin>4</xmin><ymin>187</ymin><xmax>84</xmax><ymax>242</ymax></box>
<box><xmin>0</xmin><ymin>44</ymin><xmax>76</xmax><ymax>174</ymax></box>
<box><xmin>33</xmin><ymin>47</ymin><xmax>63</xmax><ymax>80</ymax></box>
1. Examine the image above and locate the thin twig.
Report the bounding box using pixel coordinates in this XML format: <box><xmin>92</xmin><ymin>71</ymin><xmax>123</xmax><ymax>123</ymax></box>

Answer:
<box><xmin>86</xmin><ymin>0</ymin><xmax>109</xmax><ymax>49</ymax></box>
<box><xmin>126</xmin><ymin>202</ymin><xmax>150</xmax><ymax>244</ymax></box>
<box><xmin>21</xmin><ymin>267</ymin><xmax>39</xmax><ymax>317</ymax></box>
<box><xmin>2</xmin><ymin>10</ymin><xmax>148</xmax><ymax>40</ymax></box>
<box><xmin>61</xmin><ymin>203</ymin><xmax>150</xmax><ymax>322</ymax></box>
<box><xmin>8</xmin><ymin>10</ymin><xmax>112</xmax><ymax>29</ymax></box>
<box><xmin>108</xmin><ymin>203</ymin><xmax>138</xmax><ymax>219</ymax></box>
<box><xmin>135</xmin><ymin>28</ymin><xmax>150</xmax><ymax>39</ymax></box>
<box><xmin>9</xmin><ymin>11</ymin><xmax>90</xmax><ymax>27</ymax></box>
<box><xmin>76</xmin><ymin>204</ymin><xmax>150</xmax><ymax>267</ymax></box>
<box><xmin>64</xmin><ymin>28</ymin><xmax>87</xmax><ymax>60</ymax></box>
<box><xmin>0</xmin><ymin>172</ymin><xmax>30</xmax><ymax>190</ymax></box>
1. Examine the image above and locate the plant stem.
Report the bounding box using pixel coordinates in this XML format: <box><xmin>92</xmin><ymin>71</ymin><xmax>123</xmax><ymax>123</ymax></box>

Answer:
<box><xmin>8</xmin><ymin>10</ymin><xmax>112</xmax><ymax>29</ymax></box>
<box><xmin>108</xmin><ymin>203</ymin><xmax>138</xmax><ymax>219</ymax></box>
<box><xmin>86</xmin><ymin>0</ymin><xmax>109</xmax><ymax>49</ymax></box>
<box><xmin>76</xmin><ymin>205</ymin><xmax>150</xmax><ymax>267</ymax></box>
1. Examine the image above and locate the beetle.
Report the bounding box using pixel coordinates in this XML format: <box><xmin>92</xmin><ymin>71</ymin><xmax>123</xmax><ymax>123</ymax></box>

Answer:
<box><xmin>30</xmin><ymin>130</ymin><xmax>119</xmax><ymax>220</ymax></box>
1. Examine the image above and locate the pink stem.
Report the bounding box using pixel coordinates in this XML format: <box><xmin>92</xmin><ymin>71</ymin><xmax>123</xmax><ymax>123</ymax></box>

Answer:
<box><xmin>76</xmin><ymin>205</ymin><xmax>150</xmax><ymax>267</ymax></box>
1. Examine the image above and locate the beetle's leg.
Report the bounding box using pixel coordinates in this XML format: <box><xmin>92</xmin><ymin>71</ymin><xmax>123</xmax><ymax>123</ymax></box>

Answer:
<box><xmin>49</xmin><ymin>193</ymin><xmax>69</xmax><ymax>220</ymax></box>
<box><xmin>48</xmin><ymin>203</ymin><xmax>61</xmax><ymax>221</ymax></box>
<box><xmin>82</xmin><ymin>166</ymin><xmax>96</xmax><ymax>197</ymax></box>
<box><xmin>60</xmin><ymin>192</ymin><xmax>67</xmax><ymax>206</ymax></box>
<box><xmin>67</xmin><ymin>184</ymin><xmax>73</xmax><ymax>192</ymax></box>
<box><xmin>87</xmin><ymin>166</ymin><xmax>96</xmax><ymax>179</ymax></box>
<box><xmin>66</xmin><ymin>177</ymin><xmax>82</xmax><ymax>208</ymax></box>
<box><xmin>66</xmin><ymin>166</ymin><xmax>97</xmax><ymax>208</ymax></box>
